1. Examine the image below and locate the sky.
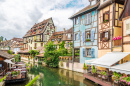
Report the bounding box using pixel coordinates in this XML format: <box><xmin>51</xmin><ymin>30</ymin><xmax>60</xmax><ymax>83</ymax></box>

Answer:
<box><xmin>0</xmin><ymin>0</ymin><xmax>89</xmax><ymax>40</ymax></box>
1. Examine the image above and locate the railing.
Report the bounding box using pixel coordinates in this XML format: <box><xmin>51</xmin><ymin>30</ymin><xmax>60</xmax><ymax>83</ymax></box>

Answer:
<box><xmin>0</xmin><ymin>69</ymin><xmax>7</xmax><ymax>76</ymax></box>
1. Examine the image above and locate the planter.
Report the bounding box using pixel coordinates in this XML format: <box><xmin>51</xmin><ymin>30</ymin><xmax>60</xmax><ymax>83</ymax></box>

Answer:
<box><xmin>102</xmin><ymin>75</ymin><xmax>108</xmax><ymax>80</ymax></box>
<box><xmin>83</xmin><ymin>70</ymin><xmax>88</xmax><ymax>74</ymax></box>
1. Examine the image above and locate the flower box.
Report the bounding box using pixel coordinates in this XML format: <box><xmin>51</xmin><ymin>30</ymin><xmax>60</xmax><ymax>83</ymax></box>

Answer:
<box><xmin>86</xmin><ymin>39</ymin><xmax>91</xmax><ymax>42</ymax></box>
<box><xmin>102</xmin><ymin>37</ymin><xmax>108</xmax><ymax>42</ymax></box>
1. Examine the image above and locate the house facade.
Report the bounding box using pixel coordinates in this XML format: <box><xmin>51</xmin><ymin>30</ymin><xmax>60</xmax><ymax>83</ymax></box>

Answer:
<box><xmin>98</xmin><ymin>0</ymin><xmax>124</xmax><ymax>58</ymax></box>
<box><xmin>23</xmin><ymin>17</ymin><xmax>56</xmax><ymax>51</ymax></box>
<box><xmin>62</xmin><ymin>27</ymin><xmax>73</xmax><ymax>50</ymax></box>
<box><xmin>70</xmin><ymin>0</ymin><xmax>100</xmax><ymax>63</ymax></box>
<box><xmin>119</xmin><ymin>0</ymin><xmax>130</xmax><ymax>62</ymax></box>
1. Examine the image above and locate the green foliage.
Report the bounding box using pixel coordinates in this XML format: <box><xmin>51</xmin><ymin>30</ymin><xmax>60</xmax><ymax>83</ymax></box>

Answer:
<box><xmin>14</xmin><ymin>54</ymin><xmax>21</xmax><ymax>62</ymax></box>
<box><xmin>7</xmin><ymin>50</ymin><xmax>13</xmax><ymax>54</ymax></box>
<box><xmin>29</xmin><ymin>50</ymin><xmax>39</xmax><ymax>58</ymax></box>
<box><xmin>100</xmin><ymin>71</ymin><xmax>107</xmax><ymax>76</ymax></box>
<box><xmin>92</xmin><ymin>66</ymin><xmax>97</xmax><ymax>74</ymax></box>
<box><xmin>44</xmin><ymin>41</ymin><xmax>60</xmax><ymax>68</ymax></box>
<box><xmin>0</xmin><ymin>74</ymin><xmax>8</xmax><ymax>82</ymax></box>
<box><xmin>83</xmin><ymin>63</ymin><xmax>88</xmax><ymax>70</ymax></box>
<box><xmin>11</xmin><ymin>71</ymin><xmax>20</xmax><ymax>77</ymax></box>
<box><xmin>112</xmin><ymin>72</ymin><xmax>122</xmax><ymax>82</ymax></box>
<box><xmin>25</xmin><ymin>75</ymin><xmax>40</xmax><ymax>86</ymax></box>
<box><xmin>86</xmin><ymin>39</ymin><xmax>91</xmax><ymax>42</ymax></box>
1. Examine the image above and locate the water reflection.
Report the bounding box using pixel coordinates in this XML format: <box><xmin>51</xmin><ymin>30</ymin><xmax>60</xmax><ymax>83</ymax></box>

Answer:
<box><xmin>6</xmin><ymin>64</ymin><xmax>98</xmax><ymax>86</ymax></box>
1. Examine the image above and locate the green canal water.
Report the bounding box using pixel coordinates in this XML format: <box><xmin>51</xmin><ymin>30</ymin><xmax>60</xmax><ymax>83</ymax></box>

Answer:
<box><xmin>6</xmin><ymin>64</ymin><xmax>98</xmax><ymax>86</ymax></box>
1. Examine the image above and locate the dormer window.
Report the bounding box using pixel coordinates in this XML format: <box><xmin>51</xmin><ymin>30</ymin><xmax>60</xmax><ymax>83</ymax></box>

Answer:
<box><xmin>91</xmin><ymin>0</ymin><xmax>96</xmax><ymax>6</ymax></box>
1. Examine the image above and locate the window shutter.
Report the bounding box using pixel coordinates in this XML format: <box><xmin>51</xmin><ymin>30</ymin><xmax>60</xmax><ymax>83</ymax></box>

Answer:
<box><xmin>83</xmin><ymin>48</ymin><xmax>85</xmax><ymax>57</ymax></box>
<box><xmin>91</xmin><ymin>48</ymin><xmax>95</xmax><ymax>58</ymax></box>
<box><xmin>74</xmin><ymin>18</ymin><xmax>75</xmax><ymax>25</ymax></box>
<box><xmin>108</xmin><ymin>31</ymin><xmax>110</xmax><ymax>40</ymax></box>
<box><xmin>100</xmin><ymin>33</ymin><xmax>103</xmax><ymax>41</ymax></box>
<box><xmin>89</xmin><ymin>13</ymin><xmax>91</xmax><ymax>24</ymax></box>
<box><xmin>82</xmin><ymin>32</ymin><xmax>85</xmax><ymax>42</ymax></box>
<box><xmin>91</xmin><ymin>30</ymin><xmax>95</xmax><ymax>41</ymax></box>
<box><xmin>74</xmin><ymin>33</ymin><xmax>75</xmax><ymax>40</ymax></box>
<box><xmin>78</xmin><ymin>32</ymin><xmax>80</xmax><ymax>40</ymax></box>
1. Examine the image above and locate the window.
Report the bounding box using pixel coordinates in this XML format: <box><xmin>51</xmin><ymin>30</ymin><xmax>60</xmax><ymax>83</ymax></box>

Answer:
<box><xmin>85</xmin><ymin>31</ymin><xmax>91</xmax><ymax>41</ymax></box>
<box><xmin>125</xmin><ymin>18</ymin><xmax>130</xmax><ymax>35</ymax></box>
<box><xmin>75</xmin><ymin>33</ymin><xmax>78</xmax><ymax>40</ymax></box>
<box><xmin>86</xmin><ymin>48</ymin><xmax>91</xmax><ymax>57</ymax></box>
<box><xmin>103</xmin><ymin>11</ymin><xmax>109</xmax><ymax>23</ymax></box>
<box><xmin>75</xmin><ymin>17</ymin><xmax>79</xmax><ymax>25</ymax></box>
<box><xmin>68</xmin><ymin>34</ymin><xmax>71</xmax><ymax>39</ymax></box>
<box><xmin>85</xmin><ymin>13</ymin><xmax>91</xmax><ymax>25</ymax></box>
<box><xmin>100</xmin><ymin>31</ymin><xmax>110</xmax><ymax>42</ymax></box>
<box><xmin>35</xmin><ymin>43</ymin><xmax>37</xmax><ymax>47</ymax></box>
<box><xmin>41</xmin><ymin>43</ymin><xmax>43</xmax><ymax>47</ymax></box>
<box><xmin>91</xmin><ymin>0</ymin><xmax>96</xmax><ymax>5</ymax></box>
<box><xmin>51</xmin><ymin>39</ymin><xmax>55</xmax><ymax>41</ymax></box>
<box><xmin>57</xmin><ymin>39</ymin><xmax>61</xmax><ymax>42</ymax></box>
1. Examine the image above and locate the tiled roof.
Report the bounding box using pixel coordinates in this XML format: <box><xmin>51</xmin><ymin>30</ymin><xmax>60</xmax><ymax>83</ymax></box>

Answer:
<box><xmin>18</xmin><ymin>50</ymin><xmax>29</xmax><ymax>54</ymax></box>
<box><xmin>0</xmin><ymin>50</ymin><xmax>14</xmax><ymax>59</ymax></box>
<box><xmin>69</xmin><ymin>2</ymin><xmax>100</xmax><ymax>19</ymax></box>
<box><xmin>12</xmin><ymin>38</ymin><xmax>23</xmax><ymax>42</ymax></box>
<box><xmin>23</xmin><ymin>17</ymin><xmax>52</xmax><ymax>37</ymax></box>
<box><xmin>64</xmin><ymin>27</ymin><xmax>73</xmax><ymax>33</ymax></box>
<box><xmin>46</xmin><ymin>31</ymin><xmax>63</xmax><ymax>44</ymax></box>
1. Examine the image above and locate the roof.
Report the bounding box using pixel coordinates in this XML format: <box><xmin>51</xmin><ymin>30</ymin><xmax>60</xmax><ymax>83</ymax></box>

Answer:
<box><xmin>36</xmin><ymin>47</ymin><xmax>44</xmax><ymax>54</ymax></box>
<box><xmin>18</xmin><ymin>50</ymin><xmax>29</xmax><ymax>54</ymax></box>
<box><xmin>12</xmin><ymin>38</ymin><xmax>23</xmax><ymax>42</ymax></box>
<box><xmin>36</xmin><ymin>54</ymin><xmax>44</xmax><ymax>57</ymax></box>
<box><xmin>46</xmin><ymin>31</ymin><xmax>63</xmax><ymax>44</ymax></box>
<box><xmin>23</xmin><ymin>17</ymin><xmax>52</xmax><ymax>37</ymax></box>
<box><xmin>0</xmin><ymin>50</ymin><xmax>14</xmax><ymax>59</ymax></box>
<box><xmin>64</xmin><ymin>27</ymin><xmax>73</xmax><ymax>33</ymax></box>
<box><xmin>69</xmin><ymin>2</ymin><xmax>100</xmax><ymax>19</ymax></box>
<box><xmin>98</xmin><ymin>0</ymin><xmax>125</xmax><ymax>10</ymax></box>
<box><xmin>91</xmin><ymin>52</ymin><xmax>130</xmax><ymax>68</ymax></box>
<box><xmin>110</xmin><ymin>61</ymin><xmax>130</xmax><ymax>74</ymax></box>
<box><xmin>119</xmin><ymin>0</ymin><xmax>130</xmax><ymax>20</ymax></box>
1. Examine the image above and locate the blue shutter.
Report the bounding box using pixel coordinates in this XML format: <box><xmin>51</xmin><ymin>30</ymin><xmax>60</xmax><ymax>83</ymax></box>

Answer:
<box><xmin>78</xmin><ymin>32</ymin><xmax>80</xmax><ymax>40</ymax></box>
<box><xmin>74</xmin><ymin>18</ymin><xmax>75</xmax><ymax>25</ymax></box>
<box><xmin>91</xmin><ymin>30</ymin><xmax>95</xmax><ymax>41</ymax></box>
<box><xmin>83</xmin><ymin>32</ymin><xmax>85</xmax><ymax>42</ymax></box>
<box><xmin>74</xmin><ymin>33</ymin><xmax>75</xmax><ymax>40</ymax></box>
<box><xmin>91</xmin><ymin>48</ymin><xmax>95</xmax><ymax>58</ymax></box>
<box><xmin>83</xmin><ymin>48</ymin><xmax>85</xmax><ymax>57</ymax></box>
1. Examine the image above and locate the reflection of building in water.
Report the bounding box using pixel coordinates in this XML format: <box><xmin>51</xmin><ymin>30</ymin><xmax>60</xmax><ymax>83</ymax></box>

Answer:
<box><xmin>58</xmin><ymin>69</ymin><xmax>96</xmax><ymax>86</ymax></box>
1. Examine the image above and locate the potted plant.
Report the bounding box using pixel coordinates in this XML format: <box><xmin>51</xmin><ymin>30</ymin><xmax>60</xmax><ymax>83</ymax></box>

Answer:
<box><xmin>102</xmin><ymin>37</ymin><xmax>108</xmax><ymax>42</ymax></box>
<box><xmin>91</xmin><ymin>66</ymin><xmax>97</xmax><ymax>76</ymax></box>
<box><xmin>86</xmin><ymin>39</ymin><xmax>91</xmax><ymax>42</ymax></box>
<box><xmin>34</xmin><ymin>47</ymin><xmax>37</xmax><ymax>49</ymax></box>
<box><xmin>112</xmin><ymin>72</ymin><xmax>122</xmax><ymax>84</ymax></box>
<box><xmin>83</xmin><ymin>63</ymin><xmax>88</xmax><ymax>73</ymax></box>
<box><xmin>103</xmin><ymin>20</ymin><xmax>109</xmax><ymax>23</ymax></box>
<box><xmin>100</xmin><ymin>71</ymin><xmax>108</xmax><ymax>79</ymax></box>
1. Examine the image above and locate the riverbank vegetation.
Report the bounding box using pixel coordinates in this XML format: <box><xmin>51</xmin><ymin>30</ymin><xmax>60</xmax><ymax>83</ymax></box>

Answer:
<box><xmin>25</xmin><ymin>75</ymin><xmax>40</xmax><ymax>86</ymax></box>
<box><xmin>0</xmin><ymin>74</ymin><xmax>8</xmax><ymax>82</ymax></box>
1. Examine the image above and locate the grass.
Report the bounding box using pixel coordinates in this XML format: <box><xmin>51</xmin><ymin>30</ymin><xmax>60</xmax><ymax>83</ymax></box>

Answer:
<box><xmin>25</xmin><ymin>75</ymin><xmax>40</xmax><ymax>86</ymax></box>
<box><xmin>0</xmin><ymin>74</ymin><xmax>8</xmax><ymax>82</ymax></box>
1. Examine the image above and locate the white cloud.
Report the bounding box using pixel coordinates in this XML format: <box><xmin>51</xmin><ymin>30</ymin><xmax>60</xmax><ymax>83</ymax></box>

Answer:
<box><xmin>0</xmin><ymin>0</ymin><xmax>89</xmax><ymax>40</ymax></box>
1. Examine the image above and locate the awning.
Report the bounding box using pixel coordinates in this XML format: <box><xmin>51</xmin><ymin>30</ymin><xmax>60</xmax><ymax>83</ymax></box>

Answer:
<box><xmin>91</xmin><ymin>52</ymin><xmax>130</xmax><ymax>68</ymax></box>
<box><xmin>85</xmin><ymin>59</ymin><xmax>97</xmax><ymax>65</ymax></box>
<box><xmin>4</xmin><ymin>59</ymin><xmax>15</xmax><ymax>64</ymax></box>
<box><xmin>110</xmin><ymin>62</ymin><xmax>130</xmax><ymax>74</ymax></box>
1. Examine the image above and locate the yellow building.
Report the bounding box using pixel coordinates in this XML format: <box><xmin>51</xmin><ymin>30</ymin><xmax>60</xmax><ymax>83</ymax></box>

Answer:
<box><xmin>98</xmin><ymin>0</ymin><xmax>124</xmax><ymax>58</ymax></box>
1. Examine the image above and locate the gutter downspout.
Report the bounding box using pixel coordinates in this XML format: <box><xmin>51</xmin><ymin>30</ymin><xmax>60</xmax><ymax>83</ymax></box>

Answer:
<box><xmin>111</xmin><ymin>0</ymin><xmax>114</xmax><ymax>52</ymax></box>
<box><xmin>72</xmin><ymin>18</ymin><xmax>74</xmax><ymax>72</ymax></box>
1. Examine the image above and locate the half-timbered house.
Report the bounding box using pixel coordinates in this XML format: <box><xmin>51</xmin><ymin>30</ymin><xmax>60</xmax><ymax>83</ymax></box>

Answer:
<box><xmin>98</xmin><ymin>0</ymin><xmax>124</xmax><ymax>58</ymax></box>
<box><xmin>23</xmin><ymin>17</ymin><xmax>56</xmax><ymax>51</ymax></box>
<box><xmin>70</xmin><ymin>0</ymin><xmax>100</xmax><ymax>63</ymax></box>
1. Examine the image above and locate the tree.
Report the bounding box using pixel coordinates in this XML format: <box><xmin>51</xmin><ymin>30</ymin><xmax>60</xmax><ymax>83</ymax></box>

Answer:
<box><xmin>14</xmin><ymin>54</ymin><xmax>21</xmax><ymax>62</ymax></box>
<box><xmin>58</xmin><ymin>41</ymin><xmax>68</xmax><ymax>56</ymax></box>
<box><xmin>44</xmin><ymin>41</ymin><xmax>60</xmax><ymax>68</ymax></box>
<box><xmin>29</xmin><ymin>50</ymin><xmax>39</xmax><ymax>58</ymax></box>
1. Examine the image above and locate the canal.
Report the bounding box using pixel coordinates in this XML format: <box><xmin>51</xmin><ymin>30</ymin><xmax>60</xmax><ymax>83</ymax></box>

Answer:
<box><xmin>6</xmin><ymin>64</ymin><xmax>98</xmax><ymax>86</ymax></box>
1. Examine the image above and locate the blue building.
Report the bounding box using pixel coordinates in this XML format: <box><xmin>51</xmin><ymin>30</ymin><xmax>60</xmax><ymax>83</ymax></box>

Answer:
<box><xmin>70</xmin><ymin>0</ymin><xmax>100</xmax><ymax>64</ymax></box>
